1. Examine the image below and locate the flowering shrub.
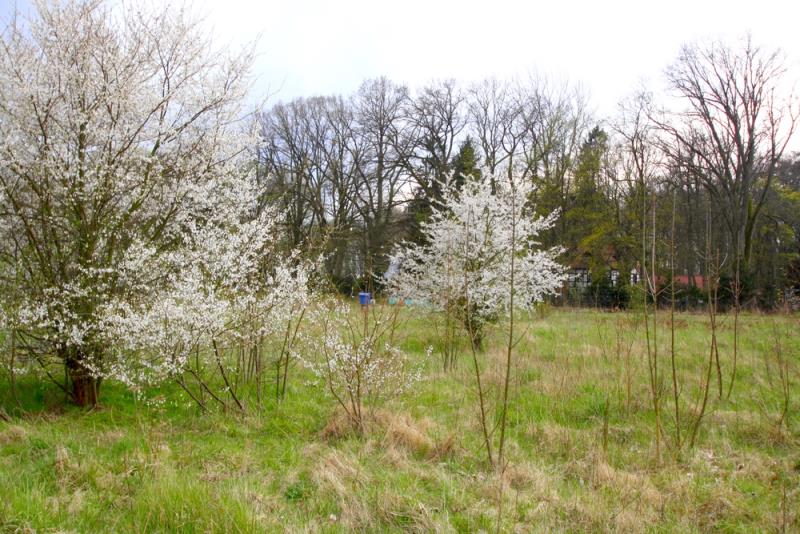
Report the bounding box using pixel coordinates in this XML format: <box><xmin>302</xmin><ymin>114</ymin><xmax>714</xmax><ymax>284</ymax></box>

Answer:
<box><xmin>389</xmin><ymin>171</ymin><xmax>565</xmax><ymax>466</ymax></box>
<box><xmin>302</xmin><ymin>299</ymin><xmax>425</xmax><ymax>431</ymax></box>
<box><xmin>99</xmin><ymin>211</ymin><xmax>316</xmax><ymax>409</ymax></box>
<box><xmin>388</xmin><ymin>172</ymin><xmax>565</xmax><ymax>351</ymax></box>
<box><xmin>0</xmin><ymin>1</ymin><xmax>303</xmax><ymax>406</ymax></box>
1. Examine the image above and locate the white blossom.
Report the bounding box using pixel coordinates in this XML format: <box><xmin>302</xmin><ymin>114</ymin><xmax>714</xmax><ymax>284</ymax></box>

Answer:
<box><xmin>388</xmin><ymin>172</ymin><xmax>565</xmax><ymax>340</ymax></box>
<box><xmin>0</xmin><ymin>1</ymin><xmax>311</xmax><ymax>399</ymax></box>
<box><xmin>301</xmin><ymin>299</ymin><xmax>423</xmax><ymax>428</ymax></box>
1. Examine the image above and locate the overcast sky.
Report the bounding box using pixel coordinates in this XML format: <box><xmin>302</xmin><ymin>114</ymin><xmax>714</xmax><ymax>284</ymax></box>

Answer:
<box><xmin>4</xmin><ymin>0</ymin><xmax>800</xmax><ymax>123</ymax></box>
<box><xmin>197</xmin><ymin>0</ymin><xmax>800</xmax><ymax>118</ymax></box>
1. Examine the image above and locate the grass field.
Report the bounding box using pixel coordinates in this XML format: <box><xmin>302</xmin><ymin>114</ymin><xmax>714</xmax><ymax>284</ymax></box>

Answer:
<box><xmin>1</xmin><ymin>307</ymin><xmax>798</xmax><ymax>533</ymax></box>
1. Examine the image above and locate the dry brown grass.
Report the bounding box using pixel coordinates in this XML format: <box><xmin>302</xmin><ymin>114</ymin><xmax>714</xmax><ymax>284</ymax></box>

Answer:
<box><xmin>321</xmin><ymin>407</ymin><xmax>459</xmax><ymax>461</ymax></box>
<box><xmin>374</xmin><ymin>491</ymin><xmax>442</xmax><ymax>533</ymax></box>
<box><xmin>693</xmin><ymin>485</ymin><xmax>739</xmax><ymax>531</ymax></box>
<box><xmin>312</xmin><ymin>449</ymin><xmax>363</xmax><ymax>496</ymax></box>
<box><xmin>380</xmin><ymin>411</ymin><xmax>434</xmax><ymax>456</ymax></box>
<box><xmin>54</xmin><ymin>445</ymin><xmax>71</xmax><ymax>477</ymax></box>
<box><xmin>0</xmin><ymin>424</ymin><xmax>27</xmax><ymax>444</ymax></box>
<box><xmin>503</xmin><ymin>461</ymin><xmax>557</xmax><ymax>501</ymax></box>
<box><xmin>524</xmin><ymin>422</ymin><xmax>579</xmax><ymax>459</ymax></box>
<box><xmin>311</xmin><ymin>449</ymin><xmax>372</xmax><ymax>530</ymax></box>
<box><xmin>590</xmin><ymin>457</ymin><xmax>662</xmax><ymax>513</ymax></box>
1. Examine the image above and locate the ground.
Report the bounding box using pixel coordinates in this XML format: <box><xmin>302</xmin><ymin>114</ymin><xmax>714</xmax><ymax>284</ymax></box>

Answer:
<box><xmin>0</xmin><ymin>308</ymin><xmax>798</xmax><ymax>533</ymax></box>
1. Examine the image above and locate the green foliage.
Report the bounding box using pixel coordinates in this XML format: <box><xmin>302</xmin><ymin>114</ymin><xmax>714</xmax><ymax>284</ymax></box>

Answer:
<box><xmin>587</xmin><ymin>275</ymin><xmax>631</xmax><ymax>308</ymax></box>
<box><xmin>450</xmin><ymin>137</ymin><xmax>482</xmax><ymax>189</ymax></box>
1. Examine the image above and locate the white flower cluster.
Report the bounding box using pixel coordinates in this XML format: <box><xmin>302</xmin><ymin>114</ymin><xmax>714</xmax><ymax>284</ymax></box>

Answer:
<box><xmin>98</xmin><ymin>206</ymin><xmax>316</xmax><ymax>386</ymax></box>
<box><xmin>302</xmin><ymin>300</ymin><xmax>422</xmax><ymax>421</ymax></box>
<box><xmin>388</xmin><ymin>173</ymin><xmax>565</xmax><ymax>325</ymax></box>
<box><xmin>0</xmin><ymin>2</ymin><xmax>315</xmax><ymax>392</ymax></box>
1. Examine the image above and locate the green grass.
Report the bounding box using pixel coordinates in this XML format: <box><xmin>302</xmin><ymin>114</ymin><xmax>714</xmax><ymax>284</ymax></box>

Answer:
<box><xmin>1</xmin><ymin>308</ymin><xmax>798</xmax><ymax>532</ymax></box>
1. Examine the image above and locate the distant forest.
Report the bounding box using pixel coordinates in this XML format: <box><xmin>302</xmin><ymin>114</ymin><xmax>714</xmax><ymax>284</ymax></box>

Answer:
<box><xmin>256</xmin><ymin>39</ymin><xmax>799</xmax><ymax>309</ymax></box>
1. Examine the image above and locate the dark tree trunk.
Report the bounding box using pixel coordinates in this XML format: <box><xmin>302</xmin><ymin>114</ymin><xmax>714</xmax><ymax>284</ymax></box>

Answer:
<box><xmin>66</xmin><ymin>352</ymin><xmax>99</xmax><ymax>407</ymax></box>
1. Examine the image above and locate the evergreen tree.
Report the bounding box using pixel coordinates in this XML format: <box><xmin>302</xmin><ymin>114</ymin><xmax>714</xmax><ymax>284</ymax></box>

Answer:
<box><xmin>450</xmin><ymin>137</ymin><xmax>482</xmax><ymax>189</ymax></box>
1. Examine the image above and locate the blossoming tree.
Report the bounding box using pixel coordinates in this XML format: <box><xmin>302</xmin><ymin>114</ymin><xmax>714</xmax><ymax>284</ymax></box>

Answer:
<box><xmin>101</xmin><ymin>211</ymin><xmax>316</xmax><ymax>411</ymax></box>
<box><xmin>388</xmin><ymin>172</ymin><xmax>565</xmax><ymax>466</ymax></box>
<box><xmin>389</xmin><ymin>173</ymin><xmax>564</xmax><ymax>348</ymax></box>
<box><xmin>0</xmin><ymin>1</ymin><xmax>298</xmax><ymax>406</ymax></box>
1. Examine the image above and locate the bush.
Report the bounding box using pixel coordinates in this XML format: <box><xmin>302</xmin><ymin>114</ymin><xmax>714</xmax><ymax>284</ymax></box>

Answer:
<box><xmin>587</xmin><ymin>277</ymin><xmax>631</xmax><ymax>309</ymax></box>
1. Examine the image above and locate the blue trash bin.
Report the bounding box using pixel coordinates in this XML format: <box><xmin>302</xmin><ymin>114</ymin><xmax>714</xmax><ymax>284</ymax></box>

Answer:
<box><xmin>358</xmin><ymin>292</ymin><xmax>371</xmax><ymax>306</ymax></box>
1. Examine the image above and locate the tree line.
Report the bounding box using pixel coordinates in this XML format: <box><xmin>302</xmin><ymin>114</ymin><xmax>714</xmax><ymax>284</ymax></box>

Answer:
<box><xmin>257</xmin><ymin>39</ymin><xmax>799</xmax><ymax>308</ymax></box>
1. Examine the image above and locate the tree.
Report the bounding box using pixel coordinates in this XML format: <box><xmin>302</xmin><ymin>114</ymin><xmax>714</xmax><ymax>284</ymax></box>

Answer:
<box><xmin>450</xmin><ymin>137</ymin><xmax>482</xmax><ymax>190</ymax></box>
<box><xmin>390</xmin><ymin>173</ymin><xmax>564</xmax><ymax>348</ymax></box>
<box><xmin>103</xmin><ymin>212</ymin><xmax>316</xmax><ymax>412</ymax></box>
<box><xmin>466</xmin><ymin>78</ymin><xmax>520</xmax><ymax>176</ymax></box>
<box><xmin>259</xmin><ymin>96</ymin><xmax>362</xmax><ymax>284</ymax></box>
<box><xmin>656</xmin><ymin>37</ymin><xmax>798</xmax><ymax>281</ymax></box>
<box><xmin>259</xmin><ymin>81</ymin><xmax>414</xmax><ymax>289</ymax></box>
<box><xmin>0</xmin><ymin>0</ymin><xmax>261</xmax><ymax>406</ymax></box>
<box><xmin>388</xmin><ymin>172</ymin><xmax>565</xmax><ymax>466</ymax></box>
<box><xmin>402</xmin><ymin>80</ymin><xmax>466</xmax><ymax>244</ymax></box>
<box><xmin>350</xmin><ymin>78</ymin><xmax>413</xmax><ymax>284</ymax></box>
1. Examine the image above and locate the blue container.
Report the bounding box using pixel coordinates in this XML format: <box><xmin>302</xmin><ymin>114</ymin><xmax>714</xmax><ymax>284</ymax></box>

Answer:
<box><xmin>358</xmin><ymin>292</ymin><xmax>371</xmax><ymax>306</ymax></box>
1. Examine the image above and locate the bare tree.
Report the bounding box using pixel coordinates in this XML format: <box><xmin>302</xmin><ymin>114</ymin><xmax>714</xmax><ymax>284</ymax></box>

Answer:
<box><xmin>515</xmin><ymin>77</ymin><xmax>589</xmax><ymax>186</ymax></box>
<box><xmin>466</xmin><ymin>78</ymin><xmax>521</xmax><ymax>176</ymax></box>
<box><xmin>403</xmin><ymin>79</ymin><xmax>466</xmax><ymax>202</ymax></box>
<box><xmin>259</xmin><ymin>101</ymin><xmax>318</xmax><ymax>250</ymax></box>
<box><xmin>259</xmin><ymin>97</ymin><xmax>360</xmax><ymax>281</ymax></box>
<box><xmin>656</xmin><ymin>37</ymin><xmax>798</xmax><ymax>278</ymax></box>
<box><xmin>350</xmin><ymin>78</ymin><xmax>413</xmax><ymax>282</ymax></box>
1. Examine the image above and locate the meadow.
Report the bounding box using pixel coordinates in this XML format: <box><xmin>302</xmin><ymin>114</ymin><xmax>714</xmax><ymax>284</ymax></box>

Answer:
<box><xmin>0</xmin><ymin>306</ymin><xmax>798</xmax><ymax>533</ymax></box>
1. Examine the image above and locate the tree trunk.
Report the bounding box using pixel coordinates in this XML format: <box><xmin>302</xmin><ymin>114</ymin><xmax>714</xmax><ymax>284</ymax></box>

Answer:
<box><xmin>66</xmin><ymin>352</ymin><xmax>99</xmax><ymax>407</ymax></box>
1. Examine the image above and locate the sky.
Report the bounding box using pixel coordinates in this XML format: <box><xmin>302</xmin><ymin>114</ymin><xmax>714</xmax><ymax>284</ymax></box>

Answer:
<box><xmin>196</xmin><ymin>0</ymin><xmax>800</xmax><ymax>119</ymax></box>
<box><xmin>3</xmin><ymin>0</ymin><xmax>800</xmax><ymax>123</ymax></box>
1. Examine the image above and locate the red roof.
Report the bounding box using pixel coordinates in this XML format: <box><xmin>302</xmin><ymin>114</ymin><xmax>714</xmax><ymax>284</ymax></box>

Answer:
<box><xmin>641</xmin><ymin>274</ymin><xmax>706</xmax><ymax>289</ymax></box>
<box><xmin>674</xmin><ymin>275</ymin><xmax>705</xmax><ymax>289</ymax></box>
